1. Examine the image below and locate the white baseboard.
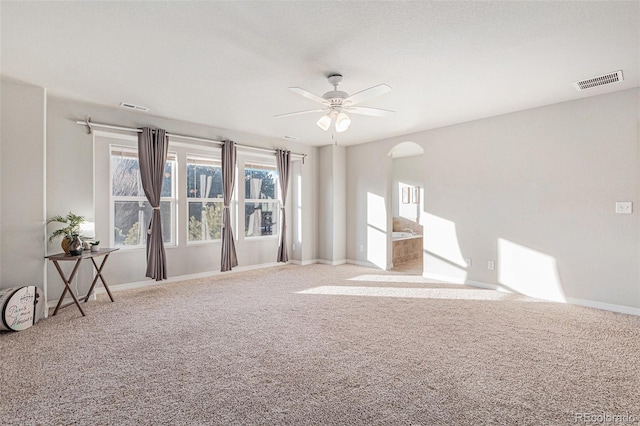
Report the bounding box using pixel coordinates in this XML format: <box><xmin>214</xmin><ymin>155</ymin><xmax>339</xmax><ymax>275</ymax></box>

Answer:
<box><xmin>289</xmin><ymin>259</ymin><xmax>322</xmax><ymax>266</ymax></box>
<box><xmin>423</xmin><ymin>272</ymin><xmax>640</xmax><ymax>317</ymax></box>
<box><xmin>288</xmin><ymin>258</ymin><xmax>378</xmax><ymax>268</ymax></box>
<box><xmin>316</xmin><ymin>259</ymin><xmax>347</xmax><ymax>266</ymax></box>
<box><xmin>346</xmin><ymin>259</ymin><xmax>382</xmax><ymax>269</ymax></box>
<box><xmin>465</xmin><ymin>279</ymin><xmax>500</xmax><ymax>290</ymax></box>
<box><xmin>287</xmin><ymin>258</ymin><xmax>381</xmax><ymax>268</ymax></box>
<box><xmin>565</xmin><ymin>297</ymin><xmax>640</xmax><ymax>316</ymax></box>
<box><xmin>46</xmin><ymin>261</ymin><xmax>285</xmax><ymax>309</ymax></box>
<box><xmin>47</xmin><ymin>260</ymin><xmax>639</xmax><ymax>317</ymax></box>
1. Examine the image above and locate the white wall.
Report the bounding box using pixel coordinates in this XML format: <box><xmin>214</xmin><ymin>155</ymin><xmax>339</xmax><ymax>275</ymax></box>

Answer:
<box><xmin>347</xmin><ymin>88</ymin><xmax>640</xmax><ymax>310</ymax></box>
<box><xmin>45</xmin><ymin>95</ymin><xmax>318</xmax><ymax>298</ymax></box>
<box><xmin>317</xmin><ymin>145</ymin><xmax>346</xmax><ymax>263</ymax></box>
<box><xmin>0</xmin><ymin>78</ymin><xmax>47</xmax><ymax>294</ymax></box>
<box><xmin>346</xmin><ymin>143</ymin><xmax>393</xmax><ymax>269</ymax></box>
<box><xmin>318</xmin><ymin>146</ymin><xmax>334</xmax><ymax>261</ymax></box>
<box><xmin>333</xmin><ymin>145</ymin><xmax>347</xmax><ymax>262</ymax></box>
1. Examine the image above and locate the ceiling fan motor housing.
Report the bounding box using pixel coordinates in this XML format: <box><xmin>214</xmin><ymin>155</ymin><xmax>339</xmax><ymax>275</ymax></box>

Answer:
<box><xmin>324</xmin><ymin>74</ymin><xmax>347</xmax><ymax>106</ymax></box>
<box><xmin>323</xmin><ymin>91</ymin><xmax>348</xmax><ymax>106</ymax></box>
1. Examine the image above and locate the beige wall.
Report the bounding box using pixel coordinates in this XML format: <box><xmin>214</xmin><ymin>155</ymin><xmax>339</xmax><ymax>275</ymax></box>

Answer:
<box><xmin>347</xmin><ymin>88</ymin><xmax>640</xmax><ymax>310</ymax></box>
<box><xmin>0</xmin><ymin>78</ymin><xmax>47</xmax><ymax>295</ymax></box>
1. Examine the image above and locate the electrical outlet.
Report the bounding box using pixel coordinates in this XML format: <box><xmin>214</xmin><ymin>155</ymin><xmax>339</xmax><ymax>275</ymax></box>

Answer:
<box><xmin>487</xmin><ymin>260</ymin><xmax>495</xmax><ymax>271</ymax></box>
<box><xmin>359</xmin><ymin>245</ymin><xmax>364</xmax><ymax>252</ymax></box>
<box><xmin>292</xmin><ymin>245</ymin><xmax>296</xmax><ymax>251</ymax></box>
<box><xmin>465</xmin><ymin>258</ymin><xmax>472</xmax><ymax>267</ymax></box>
<box><xmin>615</xmin><ymin>202</ymin><xmax>632</xmax><ymax>214</ymax></box>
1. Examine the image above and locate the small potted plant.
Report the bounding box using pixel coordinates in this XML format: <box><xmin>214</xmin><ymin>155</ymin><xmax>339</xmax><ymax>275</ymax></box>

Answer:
<box><xmin>90</xmin><ymin>240</ymin><xmax>100</xmax><ymax>252</ymax></box>
<box><xmin>46</xmin><ymin>212</ymin><xmax>86</xmax><ymax>254</ymax></box>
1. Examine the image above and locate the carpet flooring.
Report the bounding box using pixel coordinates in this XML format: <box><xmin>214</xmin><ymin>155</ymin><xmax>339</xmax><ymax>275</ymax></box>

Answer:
<box><xmin>1</xmin><ymin>264</ymin><xmax>638</xmax><ymax>425</ymax></box>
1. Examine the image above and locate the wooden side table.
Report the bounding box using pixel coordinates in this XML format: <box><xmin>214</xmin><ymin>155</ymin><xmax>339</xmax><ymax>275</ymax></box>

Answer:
<box><xmin>45</xmin><ymin>248</ymin><xmax>119</xmax><ymax>317</ymax></box>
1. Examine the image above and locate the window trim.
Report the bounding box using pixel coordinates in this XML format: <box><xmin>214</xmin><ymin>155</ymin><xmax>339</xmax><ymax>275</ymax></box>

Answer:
<box><xmin>242</xmin><ymin>158</ymin><xmax>280</xmax><ymax>240</ymax></box>
<box><xmin>186</xmin><ymin>152</ymin><xmax>225</xmax><ymax>245</ymax></box>
<box><xmin>109</xmin><ymin>145</ymin><xmax>178</xmax><ymax>250</ymax></box>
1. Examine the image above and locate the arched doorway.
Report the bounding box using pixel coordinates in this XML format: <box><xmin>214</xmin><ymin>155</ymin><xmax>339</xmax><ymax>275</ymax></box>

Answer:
<box><xmin>388</xmin><ymin>142</ymin><xmax>424</xmax><ymax>274</ymax></box>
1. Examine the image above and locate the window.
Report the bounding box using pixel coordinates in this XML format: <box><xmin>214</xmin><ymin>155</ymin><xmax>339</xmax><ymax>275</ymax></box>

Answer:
<box><xmin>110</xmin><ymin>147</ymin><xmax>177</xmax><ymax>248</ymax></box>
<box><xmin>187</xmin><ymin>155</ymin><xmax>224</xmax><ymax>242</ymax></box>
<box><xmin>244</xmin><ymin>161</ymin><xmax>279</xmax><ymax>237</ymax></box>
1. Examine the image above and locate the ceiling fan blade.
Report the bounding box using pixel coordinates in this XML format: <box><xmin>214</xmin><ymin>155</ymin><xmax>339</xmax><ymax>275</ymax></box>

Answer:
<box><xmin>289</xmin><ymin>87</ymin><xmax>328</xmax><ymax>105</ymax></box>
<box><xmin>344</xmin><ymin>106</ymin><xmax>395</xmax><ymax>117</ymax></box>
<box><xmin>343</xmin><ymin>84</ymin><xmax>391</xmax><ymax>106</ymax></box>
<box><xmin>274</xmin><ymin>108</ymin><xmax>327</xmax><ymax>118</ymax></box>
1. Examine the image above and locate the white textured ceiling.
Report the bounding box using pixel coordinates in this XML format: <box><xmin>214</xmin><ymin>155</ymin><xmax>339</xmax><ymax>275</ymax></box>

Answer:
<box><xmin>1</xmin><ymin>1</ymin><xmax>638</xmax><ymax>146</ymax></box>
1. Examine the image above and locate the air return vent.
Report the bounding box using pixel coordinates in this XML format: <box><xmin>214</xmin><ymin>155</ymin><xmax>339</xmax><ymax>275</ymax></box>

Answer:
<box><xmin>573</xmin><ymin>70</ymin><xmax>623</xmax><ymax>91</ymax></box>
<box><xmin>120</xmin><ymin>102</ymin><xmax>149</xmax><ymax>112</ymax></box>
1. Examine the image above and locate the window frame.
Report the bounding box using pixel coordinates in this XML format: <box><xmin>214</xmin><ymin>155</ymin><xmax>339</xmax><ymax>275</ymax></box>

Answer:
<box><xmin>242</xmin><ymin>158</ymin><xmax>280</xmax><ymax>240</ymax></box>
<box><xmin>186</xmin><ymin>153</ymin><xmax>225</xmax><ymax>245</ymax></box>
<box><xmin>109</xmin><ymin>145</ymin><xmax>178</xmax><ymax>250</ymax></box>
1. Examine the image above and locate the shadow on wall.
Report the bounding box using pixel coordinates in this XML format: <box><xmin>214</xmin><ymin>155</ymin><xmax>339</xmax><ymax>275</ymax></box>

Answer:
<box><xmin>422</xmin><ymin>211</ymin><xmax>565</xmax><ymax>302</ymax></box>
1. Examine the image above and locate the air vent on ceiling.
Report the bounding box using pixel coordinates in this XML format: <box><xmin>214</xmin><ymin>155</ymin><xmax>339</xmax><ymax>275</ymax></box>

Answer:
<box><xmin>120</xmin><ymin>102</ymin><xmax>149</xmax><ymax>112</ymax></box>
<box><xmin>573</xmin><ymin>70</ymin><xmax>623</xmax><ymax>91</ymax></box>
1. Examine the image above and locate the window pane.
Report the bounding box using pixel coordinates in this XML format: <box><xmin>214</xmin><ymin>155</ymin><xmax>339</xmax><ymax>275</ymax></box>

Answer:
<box><xmin>245</xmin><ymin>202</ymin><xmax>278</xmax><ymax>237</ymax></box>
<box><xmin>187</xmin><ymin>159</ymin><xmax>223</xmax><ymax>199</ymax></box>
<box><xmin>245</xmin><ymin>165</ymin><xmax>277</xmax><ymax>200</ymax></box>
<box><xmin>161</xmin><ymin>161</ymin><xmax>175</xmax><ymax>198</ymax></box>
<box><xmin>112</xmin><ymin>155</ymin><xmax>143</xmax><ymax>197</ymax></box>
<box><xmin>111</xmin><ymin>151</ymin><xmax>175</xmax><ymax>197</ymax></box>
<box><xmin>114</xmin><ymin>200</ymin><xmax>172</xmax><ymax>246</ymax></box>
<box><xmin>188</xmin><ymin>201</ymin><xmax>223</xmax><ymax>241</ymax></box>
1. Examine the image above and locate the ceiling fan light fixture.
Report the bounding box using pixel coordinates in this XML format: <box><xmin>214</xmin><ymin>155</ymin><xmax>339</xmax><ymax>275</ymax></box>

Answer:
<box><xmin>335</xmin><ymin>112</ymin><xmax>351</xmax><ymax>133</ymax></box>
<box><xmin>317</xmin><ymin>114</ymin><xmax>332</xmax><ymax>131</ymax></box>
<box><xmin>279</xmin><ymin>73</ymin><xmax>392</xmax><ymax>137</ymax></box>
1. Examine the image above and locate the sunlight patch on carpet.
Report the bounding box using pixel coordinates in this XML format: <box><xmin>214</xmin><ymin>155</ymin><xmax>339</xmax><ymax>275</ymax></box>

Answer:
<box><xmin>298</xmin><ymin>286</ymin><xmax>511</xmax><ymax>301</ymax></box>
<box><xmin>347</xmin><ymin>274</ymin><xmax>438</xmax><ymax>283</ymax></box>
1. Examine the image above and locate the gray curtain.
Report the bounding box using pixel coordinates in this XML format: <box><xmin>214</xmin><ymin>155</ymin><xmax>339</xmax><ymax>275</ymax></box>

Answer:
<box><xmin>221</xmin><ymin>140</ymin><xmax>238</xmax><ymax>271</ymax></box>
<box><xmin>138</xmin><ymin>127</ymin><xmax>168</xmax><ymax>281</ymax></box>
<box><xmin>276</xmin><ymin>149</ymin><xmax>291</xmax><ymax>262</ymax></box>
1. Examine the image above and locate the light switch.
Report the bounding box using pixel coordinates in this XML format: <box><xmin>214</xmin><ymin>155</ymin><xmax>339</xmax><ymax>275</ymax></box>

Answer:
<box><xmin>615</xmin><ymin>202</ymin><xmax>632</xmax><ymax>214</ymax></box>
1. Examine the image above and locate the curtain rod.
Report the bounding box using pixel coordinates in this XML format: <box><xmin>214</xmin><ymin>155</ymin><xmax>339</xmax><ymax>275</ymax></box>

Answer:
<box><xmin>75</xmin><ymin>118</ymin><xmax>307</xmax><ymax>161</ymax></box>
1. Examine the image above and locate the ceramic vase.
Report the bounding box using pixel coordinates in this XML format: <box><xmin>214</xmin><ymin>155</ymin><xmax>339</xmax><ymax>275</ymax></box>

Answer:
<box><xmin>69</xmin><ymin>234</ymin><xmax>83</xmax><ymax>256</ymax></box>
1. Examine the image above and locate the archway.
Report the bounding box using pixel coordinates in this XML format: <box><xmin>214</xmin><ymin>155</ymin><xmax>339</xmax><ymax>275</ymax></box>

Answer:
<box><xmin>388</xmin><ymin>142</ymin><xmax>424</xmax><ymax>273</ymax></box>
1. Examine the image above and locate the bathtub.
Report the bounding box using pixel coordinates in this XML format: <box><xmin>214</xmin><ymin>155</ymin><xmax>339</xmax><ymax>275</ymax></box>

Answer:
<box><xmin>392</xmin><ymin>231</ymin><xmax>421</xmax><ymax>241</ymax></box>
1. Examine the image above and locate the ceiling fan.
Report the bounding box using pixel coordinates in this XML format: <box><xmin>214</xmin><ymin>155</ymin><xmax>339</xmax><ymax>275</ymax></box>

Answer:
<box><xmin>275</xmin><ymin>73</ymin><xmax>394</xmax><ymax>133</ymax></box>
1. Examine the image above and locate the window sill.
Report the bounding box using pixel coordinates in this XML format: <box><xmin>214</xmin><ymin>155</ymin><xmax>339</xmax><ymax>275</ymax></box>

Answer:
<box><xmin>243</xmin><ymin>235</ymin><xmax>279</xmax><ymax>242</ymax></box>
<box><xmin>187</xmin><ymin>240</ymin><xmax>222</xmax><ymax>246</ymax></box>
<box><xmin>114</xmin><ymin>244</ymin><xmax>178</xmax><ymax>251</ymax></box>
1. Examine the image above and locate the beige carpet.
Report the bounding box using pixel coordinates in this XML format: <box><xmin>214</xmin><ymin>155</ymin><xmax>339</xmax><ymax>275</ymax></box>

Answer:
<box><xmin>1</xmin><ymin>264</ymin><xmax>638</xmax><ymax>425</ymax></box>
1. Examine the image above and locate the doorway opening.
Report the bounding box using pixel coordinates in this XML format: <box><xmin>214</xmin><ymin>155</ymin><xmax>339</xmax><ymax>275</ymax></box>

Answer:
<box><xmin>388</xmin><ymin>142</ymin><xmax>424</xmax><ymax>274</ymax></box>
